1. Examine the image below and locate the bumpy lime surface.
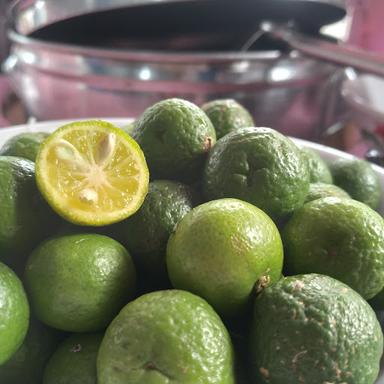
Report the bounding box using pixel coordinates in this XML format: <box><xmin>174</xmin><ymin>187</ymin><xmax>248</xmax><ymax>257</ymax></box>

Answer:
<box><xmin>301</xmin><ymin>148</ymin><xmax>333</xmax><ymax>184</ymax></box>
<box><xmin>97</xmin><ymin>290</ymin><xmax>235</xmax><ymax>384</ymax></box>
<box><xmin>0</xmin><ymin>318</ymin><xmax>61</xmax><ymax>384</ymax></box>
<box><xmin>0</xmin><ymin>156</ymin><xmax>58</xmax><ymax>269</ymax></box>
<box><xmin>132</xmin><ymin>98</ymin><xmax>216</xmax><ymax>181</ymax></box>
<box><xmin>201</xmin><ymin>99</ymin><xmax>254</xmax><ymax>139</ymax></box>
<box><xmin>0</xmin><ymin>132</ymin><xmax>49</xmax><ymax>162</ymax></box>
<box><xmin>114</xmin><ymin>180</ymin><xmax>195</xmax><ymax>284</ymax></box>
<box><xmin>0</xmin><ymin>262</ymin><xmax>29</xmax><ymax>365</ymax></box>
<box><xmin>166</xmin><ymin>199</ymin><xmax>283</xmax><ymax>317</ymax></box>
<box><xmin>331</xmin><ymin>158</ymin><xmax>381</xmax><ymax>209</ymax></box>
<box><xmin>203</xmin><ymin>127</ymin><xmax>310</xmax><ymax>219</ymax></box>
<box><xmin>43</xmin><ymin>333</ymin><xmax>103</xmax><ymax>384</ymax></box>
<box><xmin>283</xmin><ymin>197</ymin><xmax>384</xmax><ymax>299</ymax></box>
<box><xmin>249</xmin><ymin>274</ymin><xmax>383</xmax><ymax>383</ymax></box>
<box><xmin>305</xmin><ymin>182</ymin><xmax>350</xmax><ymax>203</ymax></box>
<box><xmin>120</xmin><ymin>121</ymin><xmax>135</xmax><ymax>135</ymax></box>
<box><xmin>25</xmin><ymin>234</ymin><xmax>136</xmax><ymax>332</ymax></box>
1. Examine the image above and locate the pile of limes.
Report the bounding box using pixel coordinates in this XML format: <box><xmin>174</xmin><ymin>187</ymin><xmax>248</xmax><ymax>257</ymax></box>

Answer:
<box><xmin>0</xmin><ymin>98</ymin><xmax>383</xmax><ymax>384</ymax></box>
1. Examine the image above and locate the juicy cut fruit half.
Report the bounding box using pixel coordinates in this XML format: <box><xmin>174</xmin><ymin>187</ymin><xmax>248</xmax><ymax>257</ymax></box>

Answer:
<box><xmin>249</xmin><ymin>274</ymin><xmax>383</xmax><ymax>384</ymax></box>
<box><xmin>35</xmin><ymin>120</ymin><xmax>149</xmax><ymax>226</ymax></box>
<box><xmin>97</xmin><ymin>290</ymin><xmax>235</xmax><ymax>384</ymax></box>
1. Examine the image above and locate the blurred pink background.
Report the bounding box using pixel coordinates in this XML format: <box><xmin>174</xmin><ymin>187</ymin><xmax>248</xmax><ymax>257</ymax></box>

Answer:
<box><xmin>0</xmin><ymin>0</ymin><xmax>384</xmax><ymax>153</ymax></box>
<box><xmin>347</xmin><ymin>0</ymin><xmax>384</xmax><ymax>55</ymax></box>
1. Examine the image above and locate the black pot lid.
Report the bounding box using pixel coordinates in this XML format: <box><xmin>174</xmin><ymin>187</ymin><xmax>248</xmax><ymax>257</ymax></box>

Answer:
<box><xmin>11</xmin><ymin>0</ymin><xmax>346</xmax><ymax>51</ymax></box>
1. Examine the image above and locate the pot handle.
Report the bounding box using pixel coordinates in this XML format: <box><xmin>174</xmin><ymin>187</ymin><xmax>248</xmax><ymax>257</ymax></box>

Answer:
<box><xmin>261</xmin><ymin>22</ymin><xmax>384</xmax><ymax>78</ymax></box>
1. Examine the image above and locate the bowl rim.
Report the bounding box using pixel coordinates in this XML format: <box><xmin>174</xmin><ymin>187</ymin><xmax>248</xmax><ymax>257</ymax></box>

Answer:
<box><xmin>1</xmin><ymin>118</ymin><xmax>383</xmax><ymax>177</ymax></box>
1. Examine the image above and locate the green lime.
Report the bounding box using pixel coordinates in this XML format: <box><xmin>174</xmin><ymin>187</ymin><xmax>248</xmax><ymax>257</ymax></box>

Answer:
<box><xmin>305</xmin><ymin>182</ymin><xmax>350</xmax><ymax>203</ymax></box>
<box><xmin>0</xmin><ymin>132</ymin><xmax>49</xmax><ymax>161</ymax></box>
<box><xmin>201</xmin><ymin>99</ymin><xmax>254</xmax><ymax>139</ymax></box>
<box><xmin>283</xmin><ymin>197</ymin><xmax>384</xmax><ymax>299</ymax></box>
<box><xmin>166</xmin><ymin>198</ymin><xmax>283</xmax><ymax>317</ymax></box>
<box><xmin>203</xmin><ymin>127</ymin><xmax>310</xmax><ymax>219</ymax></box>
<box><xmin>0</xmin><ymin>156</ymin><xmax>58</xmax><ymax>271</ymax></box>
<box><xmin>36</xmin><ymin>120</ymin><xmax>149</xmax><ymax>226</ymax></box>
<box><xmin>249</xmin><ymin>274</ymin><xmax>383</xmax><ymax>383</ymax></box>
<box><xmin>301</xmin><ymin>148</ymin><xmax>333</xmax><ymax>184</ymax></box>
<box><xmin>331</xmin><ymin>158</ymin><xmax>381</xmax><ymax>209</ymax></box>
<box><xmin>0</xmin><ymin>318</ymin><xmax>62</xmax><ymax>383</ymax></box>
<box><xmin>43</xmin><ymin>333</ymin><xmax>103</xmax><ymax>384</ymax></box>
<box><xmin>97</xmin><ymin>289</ymin><xmax>235</xmax><ymax>384</ymax></box>
<box><xmin>120</xmin><ymin>120</ymin><xmax>135</xmax><ymax>135</ymax></box>
<box><xmin>25</xmin><ymin>233</ymin><xmax>136</xmax><ymax>332</ymax></box>
<box><xmin>132</xmin><ymin>98</ymin><xmax>216</xmax><ymax>181</ymax></box>
<box><xmin>114</xmin><ymin>180</ymin><xmax>195</xmax><ymax>286</ymax></box>
<box><xmin>0</xmin><ymin>262</ymin><xmax>29</xmax><ymax>365</ymax></box>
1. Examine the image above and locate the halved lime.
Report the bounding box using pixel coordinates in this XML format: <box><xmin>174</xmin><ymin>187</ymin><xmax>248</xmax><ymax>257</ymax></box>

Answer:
<box><xmin>36</xmin><ymin>120</ymin><xmax>149</xmax><ymax>226</ymax></box>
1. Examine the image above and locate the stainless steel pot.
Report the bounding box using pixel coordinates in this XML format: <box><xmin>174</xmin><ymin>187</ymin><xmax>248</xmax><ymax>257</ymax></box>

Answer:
<box><xmin>4</xmin><ymin>0</ymin><xmax>346</xmax><ymax>139</ymax></box>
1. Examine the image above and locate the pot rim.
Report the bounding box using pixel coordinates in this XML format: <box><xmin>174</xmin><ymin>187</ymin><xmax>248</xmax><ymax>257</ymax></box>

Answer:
<box><xmin>7</xmin><ymin>29</ymin><xmax>337</xmax><ymax>90</ymax></box>
<box><xmin>10</xmin><ymin>0</ymin><xmax>346</xmax><ymax>37</ymax></box>
<box><xmin>8</xmin><ymin>29</ymin><xmax>285</xmax><ymax>63</ymax></box>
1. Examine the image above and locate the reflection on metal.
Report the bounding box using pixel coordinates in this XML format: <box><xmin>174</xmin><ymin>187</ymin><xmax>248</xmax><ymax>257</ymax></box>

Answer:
<box><xmin>139</xmin><ymin>68</ymin><xmax>152</xmax><ymax>81</ymax></box>
<box><xmin>4</xmin><ymin>0</ymin><xmax>348</xmax><ymax>139</ymax></box>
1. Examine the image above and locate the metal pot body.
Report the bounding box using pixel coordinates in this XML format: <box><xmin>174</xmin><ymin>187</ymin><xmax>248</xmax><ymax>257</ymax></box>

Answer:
<box><xmin>5</xmin><ymin>32</ymin><xmax>339</xmax><ymax>139</ymax></box>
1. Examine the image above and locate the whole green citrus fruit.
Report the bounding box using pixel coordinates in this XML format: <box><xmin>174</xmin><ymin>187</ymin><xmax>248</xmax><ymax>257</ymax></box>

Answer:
<box><xmin>0</xmin><ymin>318</ymin><xmax>62</xmax><ymax>383</ymax></box>
<box><xmin>166</xmin><ymin>198</ymin><xmax>283</xmax><ymax>317</ymax></box>
<box><xmin>305</xmin><ymin>182</ymin><xmax>350</xmax><ymax>203</ymax></box>
<box><xmin>43</xmin><ymin>333</ymin><xmax>103</xmax><ymax>384</ymax></box>
<box><xmin>203</xmin><ymin>127</ymin><xmax>310</xmax><ymax>219</ymax></box>
<box><xmin>201</xmin><ymin>99</ymin><xmax>254</xmax><ymax>139</ymax></box>
<box><xmin>114</xmin><ymin>180</ymin><xmax>195</xmax><ymax>285</ymax></box>
<box><xmin>132</xmin><ymin>98</ymin><xmax>216</xmax><ymax>181</ymax></box>
<box><xmin>0</xmin><ymin>262</ymin><xmax>29</xmax><ymax>365</ymax></box>
<box><xmin>0</xmin><ymin>156</ymin><xmax>58</xmax><ymax>271</ymax></box>
<box><xmin>25</xmin><ymin>233</ymin><xmax>136</xmax><ymax>332</ymax></box>
<box><xmin>0</xmin><ymin>132</ymin><xmax>49</xmax><ymax>161</ymax></box>
<box><xmin>249</xmin><ymin>274</ymin><xmax>383</xmax><ymax>383</ymax></box>
<box><xmin>120</xmin><ymin>120</ymin><xmax>135</xmax><ymax>135</ymax></box>
<box><xmin>331</xmin><ymin>158</ymin><xmax>381</xmax><ymax>209</ymax></box>
<box><xmin>97</xmin><ymin>289</ymin><xmax>235</xmax><ymax>384</ymax></box>
<box><xmin>301</xmin><ymin>148</ymin><xmax>332</xmax><ymax>184</ymax></box>
<box><xmin>283</xmin><ymin>197</ymin><xmax>384</xmax><ymax>299</ymax></box>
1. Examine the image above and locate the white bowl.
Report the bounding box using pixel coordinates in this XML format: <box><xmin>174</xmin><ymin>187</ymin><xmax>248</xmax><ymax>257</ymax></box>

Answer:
<box><xmin>0</xmin><ymin>118</ymin><xmax>383</xmax><ymax>214</ymax></box>
<box><xmin>0</xmin><ymin>119</ymin><xmax>383</xmax><ymax>382</ymax></box>
<box><xmin>342</xmin><ymin>73</ymin><xmax>384</xmax><ymax>127</ymax></box>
